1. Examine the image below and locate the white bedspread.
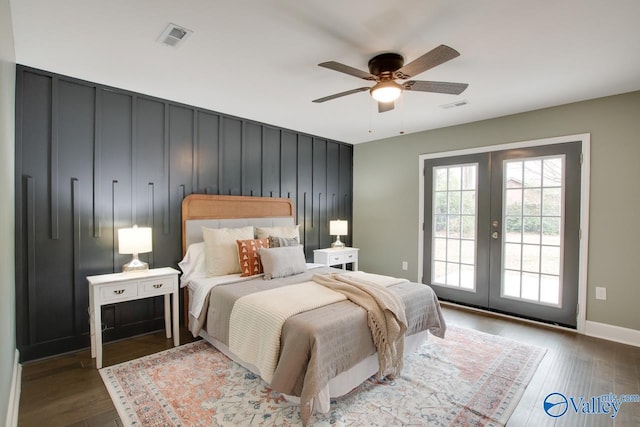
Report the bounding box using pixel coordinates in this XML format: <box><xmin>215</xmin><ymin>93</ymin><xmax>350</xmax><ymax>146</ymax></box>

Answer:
<box><xmin>228</xmin><ymin>281</ymin><xmax>346</xmax><ymax>383</ymax></box>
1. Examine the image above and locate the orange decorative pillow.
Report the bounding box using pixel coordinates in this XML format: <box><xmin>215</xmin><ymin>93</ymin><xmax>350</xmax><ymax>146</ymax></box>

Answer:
<box><xmin>236</xmin><ymin>238</ymin><xmax>269</xmax><ymax>277</ymax></box>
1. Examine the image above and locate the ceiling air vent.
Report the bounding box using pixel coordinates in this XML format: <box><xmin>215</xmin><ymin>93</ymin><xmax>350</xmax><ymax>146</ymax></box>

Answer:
<box><xmin>157</xmin><ymin>23</ymin><xmax>193</xmax><ymax>48</ymax></box>
<box><xmin>440</xmin><ymin>100</ymin><xmax>469</xmax><ymax>109</ymax></box>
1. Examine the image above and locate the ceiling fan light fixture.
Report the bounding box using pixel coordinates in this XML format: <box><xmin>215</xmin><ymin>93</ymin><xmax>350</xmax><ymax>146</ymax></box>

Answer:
<box><xmin>370</xmin><ymin>81</ymin><xmax>402</xmax><ymax>103</ymax></box>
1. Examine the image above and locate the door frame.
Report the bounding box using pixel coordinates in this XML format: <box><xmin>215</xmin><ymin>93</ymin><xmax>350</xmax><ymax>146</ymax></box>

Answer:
<box><xmin>418</xmin><ymin>133</ymin><xmax>590</xmax><ymax>333</ymax></box>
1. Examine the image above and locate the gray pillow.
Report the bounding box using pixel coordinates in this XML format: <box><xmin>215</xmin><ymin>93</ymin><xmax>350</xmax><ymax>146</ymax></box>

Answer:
<box><xmin>268</xmin><ymin>235</ymin><xmax>299</xmax><ymax>248</ymax></box>
<box><xmin>259</xmin><ymin>246</ymin><xmax>307</xmax><ymax>280</ymax></box>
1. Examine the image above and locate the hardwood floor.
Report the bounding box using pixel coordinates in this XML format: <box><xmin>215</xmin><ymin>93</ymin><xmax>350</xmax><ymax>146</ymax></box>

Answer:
<box><xmin>443</xmin><ymin>304</ymin><xmax>640</xmax><ymax>427</ymax></box>
<box><xmin>18</xmin><ymin>306</ymin><xmax>640</xmax><ymax>426</ymax></box>
<box><xmin>18</xmin><ymin>329</ymin><xmax>198</xmax><ymax>427</ymax></box>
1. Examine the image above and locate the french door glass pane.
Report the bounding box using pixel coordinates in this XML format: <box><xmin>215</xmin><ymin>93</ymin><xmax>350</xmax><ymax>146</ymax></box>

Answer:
<box><xmin>501</xmin><ymin>155</ymin><xmax>565</xmax><ymax>306</ymax></box>
<box><xmin>432</xmin><ymin>163</ymin><xmax>478</xmax><ymax>290</ymax></box>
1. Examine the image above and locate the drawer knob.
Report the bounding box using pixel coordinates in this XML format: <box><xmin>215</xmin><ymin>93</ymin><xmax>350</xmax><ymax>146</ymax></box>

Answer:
<box><xmin>153</xmin><ymin>283</ymin><xmax>163</xmax><ymax>289</ymax></box>
<box><xmin>113</xmin><ymin>289</ymin><xmax>125</xmax><ymax>295</ymax></box>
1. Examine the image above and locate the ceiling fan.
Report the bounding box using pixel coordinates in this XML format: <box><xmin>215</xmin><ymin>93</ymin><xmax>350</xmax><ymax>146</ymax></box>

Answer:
<box><xmin>313</xmin><ymin>44</ymin><xmax>468</xmax><ymax>113</ymax></box>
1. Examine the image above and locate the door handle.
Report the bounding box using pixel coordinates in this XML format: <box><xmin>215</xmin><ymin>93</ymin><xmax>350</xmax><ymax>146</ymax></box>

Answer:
<box><xmin>492</xmin><ymin>231</ymin><xmax>499</xmax><ymax>239</ymax></box>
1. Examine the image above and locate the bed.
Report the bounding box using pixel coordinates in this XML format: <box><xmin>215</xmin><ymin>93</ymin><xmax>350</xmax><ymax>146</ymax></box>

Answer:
<box><xmin>179</xmin><ymin>194</ymin><xmax>446</xmax><ymax>425</ymax></box>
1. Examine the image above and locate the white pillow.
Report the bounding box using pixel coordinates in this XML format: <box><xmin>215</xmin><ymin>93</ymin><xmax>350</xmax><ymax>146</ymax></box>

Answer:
<box><xmin>202</xmin><ymin>226</ymin><xmax>254</xmax><ymax>276</ymax></box>
<box><xmin>256</xmin><ymin>224</ymin><xmax>300</xmax><ymax>240</ymax></box>
<box><xmin>259</xmin><ymin>246</ymin><xmax>307</xmax><ymax>280</ymax></box>
<box><xmin>178</xmin><ymin>242</ymin><xmax>207</xmax><ymax>287</ymax></box>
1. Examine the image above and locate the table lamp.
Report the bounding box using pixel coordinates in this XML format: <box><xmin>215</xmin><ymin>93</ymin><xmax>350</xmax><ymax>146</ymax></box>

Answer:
<box><xmin>329</xmin><ymin>220</ymin><xmax>348</xmax><ymax>248</ymax></box>
<box><xmin>118</xmin><ymin>225</ymin><xmax>152</xmax><ymax>271</ymax></box>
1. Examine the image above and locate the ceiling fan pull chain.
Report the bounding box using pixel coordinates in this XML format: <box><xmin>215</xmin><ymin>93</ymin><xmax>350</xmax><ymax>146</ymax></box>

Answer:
<box><xmin>368</xmin><ymin>96</ymin><xmax>373</xmax><ymax>134</ymax></box>
<box><xmin>399</xmin><ymin>95</ymin><xmax>405</xmax><ymax>135</ymax></box>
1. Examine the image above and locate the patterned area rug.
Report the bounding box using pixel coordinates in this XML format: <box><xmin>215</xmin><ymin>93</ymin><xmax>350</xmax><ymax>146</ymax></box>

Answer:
<box><xmin>100</xmin><ymin>326</ymin><xmax>545</xmax><ymax>426</ymax></box>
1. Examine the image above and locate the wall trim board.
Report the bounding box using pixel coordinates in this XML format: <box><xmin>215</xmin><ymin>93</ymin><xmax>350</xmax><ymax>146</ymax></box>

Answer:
<box><xmin>585</xmin><ymin>320</ymin><xmax>640</xmax><ymax>348</ymax></box>
<box><xmin>5</xmin><ymin>349</ymin><xmax>20</xmax><ymax>427</ymax></box>
<box><xmin>417</xmin><ymin>133</ymin><xmax>591</xmax><ymax>333</ymax></box>
<box><xmin>14</xmin><ymin>64</ymin><xmax>354</xmax><ymax>361</ymax></box>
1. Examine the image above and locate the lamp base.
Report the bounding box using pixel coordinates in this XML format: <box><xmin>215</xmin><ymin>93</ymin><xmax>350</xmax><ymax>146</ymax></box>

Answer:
<box><xmin>122</xmin><ymin>256</ymin><xmax>149</xmax><ymax>272</ymax></box>
<box><xmin>331</xmin><ymin>236</ymin><xmax>346</xmax><ymax>248</ymax></box>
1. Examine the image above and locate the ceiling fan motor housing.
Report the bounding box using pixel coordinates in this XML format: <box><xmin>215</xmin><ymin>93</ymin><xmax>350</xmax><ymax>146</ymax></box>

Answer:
<box><xmin>368</xmin><ymin>53</ymin><xmax>404</xmax><ymax>77</ymax></box>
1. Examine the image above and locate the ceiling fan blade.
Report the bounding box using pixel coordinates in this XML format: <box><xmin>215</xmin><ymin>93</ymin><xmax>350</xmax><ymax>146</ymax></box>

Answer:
<box><xmin>403</xmin><ymin>80</ymin><xmax>468</xmax><ymax>95</ymax></box>
<box><xmin>378</xmin><ymin>101</ymin><xmax>395</xmax><ymax>113</ymax></box>
<box><xmin>318</xmin><ymin>61</ymin><xmax>378</xmax><ymax>81</ymax></box>
<box><xmin>312</xmin><ymin>87</ymin><xmax>370</xmax><ymax>103</ymax></box>
<box><xmin>394</xmin><ymin>45</ymin><xmax>460</xmax><ymax>79</ymax></box>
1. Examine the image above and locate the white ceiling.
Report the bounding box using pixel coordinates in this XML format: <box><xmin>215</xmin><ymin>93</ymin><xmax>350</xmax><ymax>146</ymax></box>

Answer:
<box><xmin>10</xmin><ymin>0</ymin><xmax>640</xmax><ymax>144</ymax></box>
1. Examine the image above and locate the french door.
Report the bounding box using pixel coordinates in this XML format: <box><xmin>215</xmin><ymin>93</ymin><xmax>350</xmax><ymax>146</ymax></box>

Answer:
<box><xmin>423</xmin><ymin>142</ymin><xmax>582</xmax><ymax>327</ymax></box>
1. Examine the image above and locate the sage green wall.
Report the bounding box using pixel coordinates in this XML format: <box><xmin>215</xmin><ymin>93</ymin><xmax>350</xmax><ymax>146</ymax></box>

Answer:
<box><xmin>0</xmin><ymin>0</ymin><xmax>16</xmax><ymax>422</ymax></box>
<box><xmin>353</xmin><ymin>91</ymin><xmax>640</xmax><ymax>331</ymax></box>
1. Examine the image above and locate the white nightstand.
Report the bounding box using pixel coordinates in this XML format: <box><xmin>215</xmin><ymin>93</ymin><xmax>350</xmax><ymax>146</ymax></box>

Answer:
<box><xmin>87</xmin><ymin>267</ymin><xmax>180</xmax><ymax>369</ymax></box>
<box><xmin>313</xmin><ymin>247</ymin><xmax>359</xmax><ymax>271</ymax></box>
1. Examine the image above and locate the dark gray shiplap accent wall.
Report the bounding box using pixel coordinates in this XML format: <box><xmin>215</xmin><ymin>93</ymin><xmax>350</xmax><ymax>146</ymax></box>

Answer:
<box><xmin>14</xmin><ymin>65</ymin><xmax>353</xmax><ymax>361</ymax></box>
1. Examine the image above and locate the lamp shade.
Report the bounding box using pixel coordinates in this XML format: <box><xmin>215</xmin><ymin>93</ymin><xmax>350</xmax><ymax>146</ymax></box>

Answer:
<box><xmin>118</xmin><ymin>226</ymin><xmax>152</xmax><ymax>255</ymax></box>
<box><xmin>329</xmin><ymin>220</ymin><xmax>348</xmax><ymax>236</ymax></box>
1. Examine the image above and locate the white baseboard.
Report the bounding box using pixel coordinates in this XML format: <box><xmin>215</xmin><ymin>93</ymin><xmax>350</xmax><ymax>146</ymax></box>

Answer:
<box><xmin>584</xmin><ymin>321</ymin><xmax>640</xmax><ymax>348</ymax></box>
<box><xmin>5</xmin><ymin>349</ymin><xmax>20</xmax><ymax>427</ymax></box>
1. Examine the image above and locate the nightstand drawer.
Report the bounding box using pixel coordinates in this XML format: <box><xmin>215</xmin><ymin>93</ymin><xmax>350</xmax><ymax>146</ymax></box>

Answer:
<box><xmin>328</xmin><ymin>254</ymin><xmax>345</xmax><ymax>265</ymax></box>
<box><xmin>343</xmin><ymin>251</ymin><xmax>357</xmax><ymax>263</ymax></box>
<box><xmin>139</xmin><ymin>277</ymin><xmax>176</xmax><ymax>296</ymax></box>
<box><xmin>100</xmin><ymin>282</ymin><xmax>138</xmax><ymax>302</ymax></box>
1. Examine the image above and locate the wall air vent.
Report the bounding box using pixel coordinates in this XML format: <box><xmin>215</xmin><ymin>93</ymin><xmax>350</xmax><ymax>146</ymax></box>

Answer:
<box><xmin>440</xmin><ymin>100</ymin><xmax>469</xmax><ymax>109</ymax></box>
<box><xmin>157</xmin><ymin>23</ymin><xmax>193</xmax><ymax>48</ymax></box>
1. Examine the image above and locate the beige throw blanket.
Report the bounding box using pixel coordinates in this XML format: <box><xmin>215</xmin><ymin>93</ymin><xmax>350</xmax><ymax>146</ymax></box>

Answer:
<box><xmin>340</xmin><ymin>270</ymin><xmax>409</xmax><ymax>288</ymax></box>
<box><xmin>228</xmin><ymin>281</ymin><xmax>346</xmax><ymax>383</ymax></box>
<box><xmin>312</xmin><ymin>273</ymin><xmax>408</xmax><ymax>379</ymax></box>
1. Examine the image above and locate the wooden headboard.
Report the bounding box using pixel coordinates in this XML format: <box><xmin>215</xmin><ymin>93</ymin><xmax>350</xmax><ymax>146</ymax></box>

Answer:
<box><xmin>181</xmin><ymin>194</ymin><xmax>295</xmax><ymax>254</ymax></box>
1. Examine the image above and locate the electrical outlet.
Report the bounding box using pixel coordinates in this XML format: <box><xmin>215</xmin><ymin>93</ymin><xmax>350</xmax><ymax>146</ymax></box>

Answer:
<box><xmin>595</xmin><ymin>286</ymin><xmax>607</xmax><ymax>300</ymax></box>
<box><xmin>402</xmin><ymin>261</ymin><xmax>408</xmax><ymax>271</ymax></box>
